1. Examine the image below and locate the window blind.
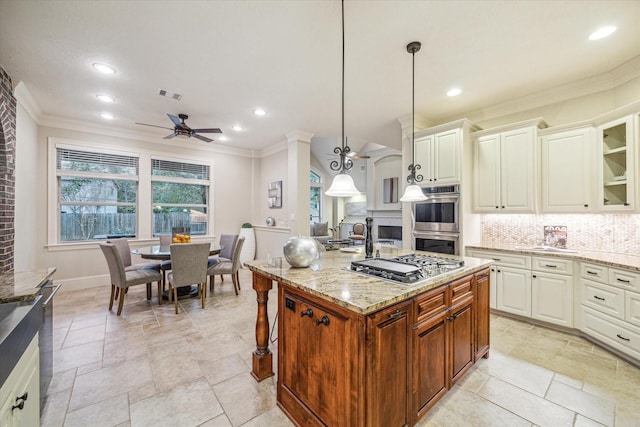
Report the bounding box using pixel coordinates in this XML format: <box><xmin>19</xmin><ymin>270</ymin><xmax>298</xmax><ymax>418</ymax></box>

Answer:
<box><xmin>57</xmin><ymin>148</ymin><xmax>139</xmax><ymax>175</ymax></box>
<box><xmin>152</xmin><ymin>159</ymin><xmax>210</xmax><ymax>180</ymax></box>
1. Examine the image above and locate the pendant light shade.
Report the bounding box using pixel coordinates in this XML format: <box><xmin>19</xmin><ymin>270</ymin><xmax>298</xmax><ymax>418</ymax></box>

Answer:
<box><xmin>325</xmin><ymin>0</ymin><xmax>361</xmax><ymax>198</ymax></box>
<box><xmin>400</xmin><ymin>41</ymin><xmax>427</xmax><ymax>203</ymax></box>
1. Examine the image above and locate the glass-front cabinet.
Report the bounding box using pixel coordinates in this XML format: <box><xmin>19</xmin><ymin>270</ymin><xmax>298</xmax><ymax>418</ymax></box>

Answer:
<box><xmin>598</xmin><ymin>115</ymin><xmax>635</xmax><ymax>211</ymax></box>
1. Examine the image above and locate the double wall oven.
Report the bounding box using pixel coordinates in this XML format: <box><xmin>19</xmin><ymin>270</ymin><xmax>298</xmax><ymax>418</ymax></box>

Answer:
<box><xmin>413</xmin><ymin>185</ymin><xmax>460</xmax><ymax>255</ymax></box>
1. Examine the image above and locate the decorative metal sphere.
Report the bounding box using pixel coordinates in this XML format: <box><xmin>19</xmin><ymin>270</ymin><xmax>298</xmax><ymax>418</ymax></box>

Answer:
<box><xmin>283</xmin><ymin>235</ymin><xmax>319</xmax><ymax>268</ymax></box>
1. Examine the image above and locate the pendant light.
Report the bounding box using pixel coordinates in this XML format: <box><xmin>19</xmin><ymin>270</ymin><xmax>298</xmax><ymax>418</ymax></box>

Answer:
<box><xmin>325</xmin><ymin>0</ymin><xmax>360</xmax><ymax>198</ymax></box>
<box><xmin>400</xmin><ymin>41</ymin><xmax>427</xmax><ymax>202</ymax></box>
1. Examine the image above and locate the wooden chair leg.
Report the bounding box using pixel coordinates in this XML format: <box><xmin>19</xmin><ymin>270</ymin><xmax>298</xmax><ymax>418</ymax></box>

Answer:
<box><xmin>231</xmin><ymin>274</ymin><xmax>239</xmax><ymax>296</ymax></box>
<box><xmin>117</xmin><ymin>287</ymin><xmax>126</xmax><ymax>315</ymax></box>
<box><xmin>146</xmin><ymin>283</ymin><xmax>152</xmax><ymax>300</ymax></box>
<box><xmin>173</xmin><ymin>287</ymin><xmax>179</xmax><ymax>314</ymax></box>
<box><xmin>220</xmin><ymin>274</ymin><xmax>224</xmax><ymax>283</ymax></box>
<box><xmin>114</xmin><ymin>287</ymin><xmax>120</xmax><ymax>300</ymax></box>
<box><xmin>109</xmin><ymin>285</ymin><xmax>116</xmax><ymax>311</ymax></box>
<box><xmin>209</xmin><ymin>275</ymin><xmax>215</xmax><ymax>292</ymax></box>
<box><xmin>236</xmin><ymin>272</ymin><xmax>241</xmax><ymax>290</ymax></box>
<box><xmin>201</xmin><ymin>283</ymin><xmax>206</xmax><ymax>309</ymax></box>
<box><xmin>157</xmin><ymin>281</ymin><xmax>163</xmax><ymax>305</ymax></box>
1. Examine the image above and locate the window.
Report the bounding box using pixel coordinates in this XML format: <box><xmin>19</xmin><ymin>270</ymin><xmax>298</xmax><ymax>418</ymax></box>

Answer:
<box><xmin>57</xmin><ymin>148</ymin><xmax>138</xmax><ymax>241</ymax></box>
<box><xmin>310</xmin><ymin>170</ymin><xmax>322</xmax><ymax>223</ymax></box>
<box><xmin>151</xmin><ymin>159</ymin><xmax>210</xmax><ymax>236</ymax></box>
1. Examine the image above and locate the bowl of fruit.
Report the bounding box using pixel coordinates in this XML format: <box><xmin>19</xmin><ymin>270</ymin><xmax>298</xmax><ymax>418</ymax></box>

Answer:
<box><xmin>172</xmin><ymin>227</ymin><xmax>191</xmax><ymax>243</ymax></box>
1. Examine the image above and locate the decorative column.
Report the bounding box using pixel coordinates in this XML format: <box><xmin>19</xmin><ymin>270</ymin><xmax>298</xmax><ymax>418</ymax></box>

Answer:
<box><xmin>0</xmin><ymin>67</ymin><xmax>17</xmax><ymax>272</ymax></box>
<box><xmin>285</xmin><ymin>130</ymin><xmax>313</xmax><ymax>236</ymax></box>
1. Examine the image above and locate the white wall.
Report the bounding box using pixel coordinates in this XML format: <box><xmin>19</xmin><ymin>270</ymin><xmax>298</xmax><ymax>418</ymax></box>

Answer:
<box><xmin>14</xmin><ymin>99</ymin><xmax>39</xmax><ymax>270</ymax></box>
<box><xmin>22</xmin><ymin>123</ymin><xmax>254</xmax><ymax>290</ymax></box>
<box><xmin>256</xmin><ymin>147</ymin><xmax>289</xmax><ymax>228</ymax></box>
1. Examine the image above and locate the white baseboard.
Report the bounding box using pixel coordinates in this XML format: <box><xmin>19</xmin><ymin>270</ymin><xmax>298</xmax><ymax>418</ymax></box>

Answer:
<box><xmin>54</xmin><ymin>274</ymin><xmax>110</xmax><ymax>293</ymax></box>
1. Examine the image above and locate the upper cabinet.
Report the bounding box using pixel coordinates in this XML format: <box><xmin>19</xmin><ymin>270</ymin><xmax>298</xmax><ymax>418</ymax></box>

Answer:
<box><xmin>540</xmin><ymin>125</ymin><xmax>594</xmax><ymax>212</ymax></box>
<box><xmin>413</xmin><ymin>119</ymin><xmax>480</xmax><ymax>188</ymax></box>
<box><xmin>597</xmin><ymin>115</ymin><xmax>635</xmax><ymax>211</ymax></box>
<box><xmin>473</xmin><ymin>119</ymin><xmax>547</xmax><ymax>213</ymax></box>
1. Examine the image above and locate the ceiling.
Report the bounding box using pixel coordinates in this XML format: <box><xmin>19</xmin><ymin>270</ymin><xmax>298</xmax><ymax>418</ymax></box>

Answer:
<box><xmin>1</xmin><ymin>0</ymin><xmax>639</xmax><ymax>155</ymax></box>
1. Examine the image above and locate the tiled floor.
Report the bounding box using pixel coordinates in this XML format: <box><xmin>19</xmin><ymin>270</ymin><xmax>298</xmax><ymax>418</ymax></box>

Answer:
<box><xmin>42</xmin><ymin>268</ymin><xmax>640</xmax><ymax>427</ymax></box>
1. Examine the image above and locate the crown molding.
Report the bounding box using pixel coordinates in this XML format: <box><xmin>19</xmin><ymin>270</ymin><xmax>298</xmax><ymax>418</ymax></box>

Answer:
<box><xmin>257</xmin><ymin>140</ymin><xmax>288</xmax><ymax>158</ymax></box>
<box><xmin>463</xmin><ymin>55</ymin><xmax>640</xmax><ymax>123</ymax></box>
<box><xmin>37</xmin><ymin>113</ymin><xmax>255</xmax><ymax>157</ymax></box>
<box><xmin>13</xmin><ymin>81</ymin><xmax>43</xmax><ymax>122</ymax></box>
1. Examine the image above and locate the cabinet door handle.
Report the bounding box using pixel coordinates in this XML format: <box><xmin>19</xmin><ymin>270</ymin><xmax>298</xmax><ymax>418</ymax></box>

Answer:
<box><xmin>388</xmin><ymin>310</ymin><xmax>404</xmax><ymax>319</ymax></box>
<box><xmin>583</xmin><ymin>204</ymin><xmax>589</xmax><ymax>208</ymax></box>
<box><xmin>11</xmin><ymin>392</ymin><xmax>28</xmax><ymax>411</ymax></box>
<box><xmin>492</xmin><ymin>258</ymin><xmax>501</xmax><ymax>262</ymax></box>
<box><xmin>477</xmin><ymin>274</ymin><xmax>489</xmax><ymax>279</ymax></box>
<box><xmin>616</xmin><ymin>278</ymin><xmax>631</xmax><ymax>284</ymax></box>
<box><xmin>532</xmin><ymin>275</ymin><xmax>537</xmax><ymax>278</ymax></box>
<box><xmin>448</xmin><ymin>313</ymin><xmax>458</xmax><ymax>321</ymax></box>
<box><xmin>624</xmin><ymin>203</ymin><xmax>630</xmax><ymax>206</ymax></box>
<box><xmin>544</xmin><ymin>264</ymin><xmax>557</xmax><ymax>268</ymax></box>
<box><xmin>300</xmin><ymin>308</ymin><xmax>313</xmax><ymax>318</ymax></box>
<box><xmin>593</xmin><ymin>295</ymin><xmax>605</xmax><ymax>301</ymax></box>
<box><xmin>316</xmin><ymin>315</ymin><xmax>330</xmax><ymax>326</ymax></box>
<box><xmin>586</xmin><ymin>270</ymin><xmax>598</xmax><ymax>275</ymax></box>
<box><xmin>616</xmin><ymin>334</ymin><xmax>630</xmax><ymax>342</ymax></box>
<box><xmin>495</xmin><ymin>206</ymin><xmax>499</xmax><ymax>209</ymax></box>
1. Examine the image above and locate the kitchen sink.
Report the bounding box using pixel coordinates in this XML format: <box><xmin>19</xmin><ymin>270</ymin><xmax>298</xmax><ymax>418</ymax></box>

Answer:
<box><xmin>514</xmin><ymin>245</ymin><xmax>577</xmax><ymax>253</ymax></box>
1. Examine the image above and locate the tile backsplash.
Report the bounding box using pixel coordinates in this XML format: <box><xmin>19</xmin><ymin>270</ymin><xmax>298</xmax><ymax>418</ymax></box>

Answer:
<box><xmin>480</xmin><ymin>214</ymin><xmax>640</xmax><ymax>254</ymax></box>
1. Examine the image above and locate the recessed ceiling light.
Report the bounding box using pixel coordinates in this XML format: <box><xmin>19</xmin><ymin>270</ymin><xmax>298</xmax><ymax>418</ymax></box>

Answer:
<box><xmin>447</xmin><ymin>88</ymin><xmax>462</xmax><ymax>97</ymax></box>
<box><xmin>92</xmin><ymin>63</ymin><xmax>116</xmax><ymax>74</ymax></box>
<box><xmin>218</xmin><ymin>135</ymin><xmax>228</xmax><ymax>141</ymax></box>
<box><xmin>589</xmin><ymin>26</ymin><xmax>617</xmax><ymax>40</ymax></box>
<box><xmin>232</xmin><ymin>125</ymin><xmax>243</xmax><ymax>131</ymax></box>
<box><xmin>100</xmin><ymin>113</ymin><xmax>115</xmax><ymax>120</ymax></box>
<box><xmin>96</xmin><ymin>94</ymin><xmax>115</xmax><ymax>103</ymax></box>
<box><xmin>253</xmin><ymin>108</ymin><xmax>266</xmax><ymax>116</ymax></box>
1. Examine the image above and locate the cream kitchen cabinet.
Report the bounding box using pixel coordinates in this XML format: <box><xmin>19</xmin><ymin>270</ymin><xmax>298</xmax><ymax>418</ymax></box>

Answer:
<box><xmin>473</xmin><ymin>118</ymin><xmax>546</xmax><ymax>212</ymax></box>
<box><xmin>539</xmin><ymin>125</ymin><xmax>594</xmax><ymax>212</ymax></box>
<box><xmin>0</xmin><ymin>334</ymin><xmax>40</xmax><ymax>427</ymax></box>
<box><xmin>412</xmin><ymin>119</ymin><xmax>480</xmax><ymax>188</ymax></box>
<box><xmin>531</xmin><ymin>257</ymin><xmax>574</xmax><ymax>327</ymax></box>
<box><xmin>597</xmin><ymin>115</ymin><xmax>635</xmax><ymax>211</ymax></box>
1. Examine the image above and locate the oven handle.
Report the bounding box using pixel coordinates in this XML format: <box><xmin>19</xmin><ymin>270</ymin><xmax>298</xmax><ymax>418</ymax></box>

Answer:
<box><xmin>42</xmin><ymin>284</ymin><xmax>62</xmax><ymax>306</ymax></box>
<box><xmin>412</xmin><ymin>231</ymin><xmax>460</xmax><ymax>238</ymax></box>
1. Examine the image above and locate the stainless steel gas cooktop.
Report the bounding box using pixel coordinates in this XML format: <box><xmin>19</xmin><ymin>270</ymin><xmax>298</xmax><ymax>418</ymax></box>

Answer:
<box><xmin>350</xmin><ymin>254</ymin><xmax>464</xmax><ymax>284</ymax></box>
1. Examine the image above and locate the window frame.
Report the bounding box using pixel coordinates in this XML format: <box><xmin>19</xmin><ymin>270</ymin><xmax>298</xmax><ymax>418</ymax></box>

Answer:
<box><xmin>310</xmin><ymin>169</ymin><xmax>323</xmax><ymax>223</ymax></box>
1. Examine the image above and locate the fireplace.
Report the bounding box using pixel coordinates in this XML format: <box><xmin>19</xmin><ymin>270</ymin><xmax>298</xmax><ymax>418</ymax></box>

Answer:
<box><xmin>378</xmin><ymin>225</ymin><xmax>402</xmax><ymax>242</ymax></box>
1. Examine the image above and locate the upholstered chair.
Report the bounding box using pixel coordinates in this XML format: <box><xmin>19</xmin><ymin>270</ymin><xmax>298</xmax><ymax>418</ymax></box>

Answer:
<box><xmin>108</xmin><ymin>238</ymin><xmax>161</xmax><ymax>300</ymax></box>
<box><xmin>349</xmin><ymin>223</ymin><xmax>366</xmax><ymax>245</ymax></box>
<box><xmin>167</xmin><ymin>242</ymin><xmax>211</xmax><ymax>314</ymax></box>
<box><xmin>207</xmin><ymin>236</ymin><xmax>245</xmax><ymax>295</ymax></box>
<box><xmin>209</xmin><ymin>234</ymin><xmax>238</xmax><ymax>264</ymax></box>
<box><xmin>158</xmin><ymin>234</ymin><xmax>173</xmax><ymax>289</ymax></box>
<box><xmin>99</xmin><ymin>243</ymin><xmax>163</xmax><ymax>315</ymax></box>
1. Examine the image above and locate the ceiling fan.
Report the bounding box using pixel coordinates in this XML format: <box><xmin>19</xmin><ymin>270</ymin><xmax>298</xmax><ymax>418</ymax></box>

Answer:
<box><xmin>136</xmin><ymin>113</ymin><xmax>222</xmax><ymax>143</ymax></box>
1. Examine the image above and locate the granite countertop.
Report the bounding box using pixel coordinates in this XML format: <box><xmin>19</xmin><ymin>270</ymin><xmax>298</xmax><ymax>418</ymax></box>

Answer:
<box><xmin>0</xmin><ymin>268</ymin><xmax>57</xmax><ymax>303</ymax></box>
<box><xmin>245</xmin><ymin>250</ymin><xmax>492</xmax><ymax>315</ymax></box>
<box><xmin>466</xmin><ymin>243</ymin><xmax>640</xmax><ymax>273</ymax></box>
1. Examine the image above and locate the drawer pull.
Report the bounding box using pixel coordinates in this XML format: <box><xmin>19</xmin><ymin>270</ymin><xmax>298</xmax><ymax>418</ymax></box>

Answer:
<box><xmin>492</xmin><ymin>258</ymin><xmax>501</xmax><ymax>261</ymax></box>
<box><xmin>593</xmin><ymin>296</ymin><xmax>605</xmax><ymax>301</ymax></box>
<box><xmin>315</xmin><ymin>315</ymin><xmax>330</xmax><ymax>326</ymax></box>
<box><xmin>616</xmin><ymin>278</ymin><xmax>631</xmax><ymax>284</ymax></box>
<box><xmin>300</xmin><ymin>308</ymin><xmax>314</xmax><ymax>318</ymax></box>
<box><xmin>11</xmin><ymin>392</ymin><xmax>28</xmax><ymax>411</ymax></box>
<box><xmin>544</xmin><ymin>264</ymin><xmax>557</xmax><ymax>268</ymax></box>
<box><xmin>586</xmin><ymin>270</ymin><xmax>598</xmax><ymax>275</ymax></box>
<box><xmin>616</xmin><ymin>334</ymin><xmax>630</xmax><ymax>342</ymax></box>
<box><xmin>388</xmin><ymin>310</ymin><xmax>404</xmax><ymax>319</ymax></box>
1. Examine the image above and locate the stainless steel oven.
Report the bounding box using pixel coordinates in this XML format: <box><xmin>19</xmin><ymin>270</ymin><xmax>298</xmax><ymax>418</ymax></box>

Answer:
<box><xmin>413</xmin><ymin>185</ymin><xmax>459</xmax><ymax>233</ymax></box>
<box><xmin>414</xmin><ymin>231</ymin><xmax>460</xmax><ymax>255</ymax></box>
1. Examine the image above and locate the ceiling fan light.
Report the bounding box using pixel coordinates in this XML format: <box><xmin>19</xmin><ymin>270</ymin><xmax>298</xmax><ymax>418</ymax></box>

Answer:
<box><xmin>92</xmin><ymin>63</ymin><xmax>116</xmax><ymax>74</ymax></box>
<box><xmin>400</xmin><ymin>184</ymin><xmax>427</xmax><ymax>202</ymax></box>
<box><xmin>325</xmin><ymin>173</ymin><xmax>360</xmax><ymax>197</ymax></box>
<box><xmin>232</xmin><ymin>125</ymin><xmax>243</xmax><ymax>131</ymax></box>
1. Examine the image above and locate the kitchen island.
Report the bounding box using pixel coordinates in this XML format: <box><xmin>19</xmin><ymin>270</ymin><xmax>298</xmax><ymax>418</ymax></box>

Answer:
<box><xmin>246</xmin><ymin>250</ymin><xmax>492</xmax><ymax>427</ymax></box>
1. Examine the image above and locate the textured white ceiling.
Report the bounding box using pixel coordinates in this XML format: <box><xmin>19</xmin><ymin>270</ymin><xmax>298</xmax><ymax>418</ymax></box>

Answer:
<box><xmin>1</xmin><ymin>0</ymin><xmax>639</xmax><ymax>154</ymax></box>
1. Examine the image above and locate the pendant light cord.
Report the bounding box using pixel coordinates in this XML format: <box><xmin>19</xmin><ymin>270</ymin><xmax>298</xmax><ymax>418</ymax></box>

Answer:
<box><xmin>341</xmin><ymin>0</ymin><xmax>345</xmax><ymax>172</ymax></box>
<box><xmin>411</xmin><ymin>45</ymin><xmax>415</xmax><ymax>183</ymax></box>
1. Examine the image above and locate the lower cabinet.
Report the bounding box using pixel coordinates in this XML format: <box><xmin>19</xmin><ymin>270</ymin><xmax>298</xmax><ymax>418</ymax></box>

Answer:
<box><xmin>0</xmin><ymin>334</ymin><xmax>40</xmax><ymax>427</ymax></box>
<box><xmin>496</xmin><ymin>266</ymin><xmax>532</xmax><ymax>317</ymax></box>
<box><xmin>277</xmin><ymin>268</ymin><xmax>490</xmax><ymax>427</ymax></box>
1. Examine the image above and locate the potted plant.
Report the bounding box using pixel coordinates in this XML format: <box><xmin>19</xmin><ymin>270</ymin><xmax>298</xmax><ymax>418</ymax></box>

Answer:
<box><xmin>239</xmin><ymin>222</ymin><xmax>255</xmax><ymax>266</ymax></box>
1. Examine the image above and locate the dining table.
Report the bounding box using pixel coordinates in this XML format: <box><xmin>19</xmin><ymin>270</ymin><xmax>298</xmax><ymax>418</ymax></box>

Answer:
<box><xmin>132</xmin><ymin>243</ymin><xmax>223</xmax><ymax>299</ymax></box>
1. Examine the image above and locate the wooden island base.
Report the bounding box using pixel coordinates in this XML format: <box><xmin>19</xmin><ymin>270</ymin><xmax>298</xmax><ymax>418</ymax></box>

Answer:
<box><xmin>250</xmin><ymin>264</ymin><xmax>491</xmax><ymax>427</ymax></box>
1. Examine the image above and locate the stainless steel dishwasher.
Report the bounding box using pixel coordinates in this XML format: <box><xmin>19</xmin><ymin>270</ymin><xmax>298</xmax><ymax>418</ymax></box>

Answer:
<box><xmin>39</xmin><ymin>279</ymin><xmax>61</xmax><ymax>410</ymax></box>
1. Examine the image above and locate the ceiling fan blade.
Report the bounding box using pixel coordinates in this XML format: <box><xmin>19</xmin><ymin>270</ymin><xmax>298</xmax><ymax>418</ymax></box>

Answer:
<box><xmin>192</xmin><ymin>134</ymin><xmax>213</xmax><ymax>143</ymax></box>
<box><xmin>163</xmin><ymin>133</ymin><xmax>177</xmax><ymax>140</ymax></box>
<box><xmin>167</xmin><ymin>114</ymin><xmax>182</xmax><ymax>127</ymax></box>
<box><xmin>191</xmin><ymin>128</ymin><xmax>222</xmax><ymax>134</ymax></box>
<box><xmin>135</xmin><ymin>122</ymin><xmax>173</xmax><ymax>130</ymax></box>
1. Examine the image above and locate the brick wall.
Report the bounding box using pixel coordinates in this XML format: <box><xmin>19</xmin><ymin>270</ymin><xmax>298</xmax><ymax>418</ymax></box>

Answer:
<box><xmin>0</xmin><ymin>67</ymin><xmax>16</xmax><ymax>272</ymax></box>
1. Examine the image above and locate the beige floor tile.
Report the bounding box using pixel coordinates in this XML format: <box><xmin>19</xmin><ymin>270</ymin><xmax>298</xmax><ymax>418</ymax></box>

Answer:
<box><xmin>240</xmin><ymin>406</ymin><xmax>295</xmax><ymax>426</ymax></box>
<box><xmin>199</xmin><ymin>414</ymin><xmax>233</xmax><ymax>427</ymax></box>
<box><xmin>40</xmin><ymin>388</ymin><xmax>71</xmax><ymax>427</ymax></box>
<box><xmin>47</xmin><ymin>367</ymin><xmax>77</xmax><ymax>394</ymax></box>
<box><xmin>63</xmin><ymin>323</ymin><xmax>105</xmax><ymax>348</ymax></box>
<box><xmin>69</xmin><ymin>312</ymin><xmax>108</xmax><ymax>331</ymax></box>
<box><xmin>545</xmin><ymin>380</ymin><xmax>615</xmax><ymax>426</ymax></box>
<box><xmin>213</xmin><ymin>373</ymin><xmax>277</xmax><ymax>426</ymax></box>
<box><xmin>53</xmin><ymin>340</ymin><xmax>103</xmax><ymax>373</ymax></box>
<box><xmin>477</xmin><ymin>376</ymin><xmax>575</xmax><ymax>426</ymax></box>
<box><xmin>574</xmin><ymin>414</ymin><xmax>607</xmax><ymax>427</ymax></box>
<box><xmin>64</xmin><ymin>393</ymin><xmax>130</xmax><ymax>427</ymax></box>
<box><xmin>199</xmin><ymin>353</ymin><xmax>251</xmax><ymax>386</ymax></box>
<box><xmin>130</xmin><ymin>377</ymin><xmax>223</xmax><ymax>427</ymax></box>
<box><xmin>69</xmin><ymin>357</ymin><xmax>153</xmax><ymax>411</ymax></box>
<box><xmin>129</xmin><ymin>383</ymin><xmax>157</xmax><ymax>405</ymax></box>
<box><xmin>478</xmin><ymin>350</ymin><xmax>554</xmax><ymax>397</ymax></box>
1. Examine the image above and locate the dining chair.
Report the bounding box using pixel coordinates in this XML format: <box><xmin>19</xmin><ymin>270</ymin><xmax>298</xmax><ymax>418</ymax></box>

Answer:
<box><xmin>158</xmin><ymin>234</ymin><xmax>173</xmax><ymax>289</ymax></box>
<box><xmin>207</xmin><ymin>236</ymin><xmax>245</xmax><ymax>295</ymax></box>
<box><xmin>167</xmin><ymin>242</ymin><xmax>211</xmax><ymax>314</ymax></box>
<box><xmin>99</xmin><ymin>243</ymin><xmax>163</xmax><ymax>315</ymax></box>
<box><xmin>211</xmin><ymin>234</ymin><xmax>238</xmax><ymax>263</ymax></box>
<box><xmin>108</xmin><ymin>238</ymin><xmax>161</xmax><ymax>300</ymax></box>
<box><xmin>349</xmin><ymin>223</ymin><xmax>366</xmax><ymax>245</ymax></box>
